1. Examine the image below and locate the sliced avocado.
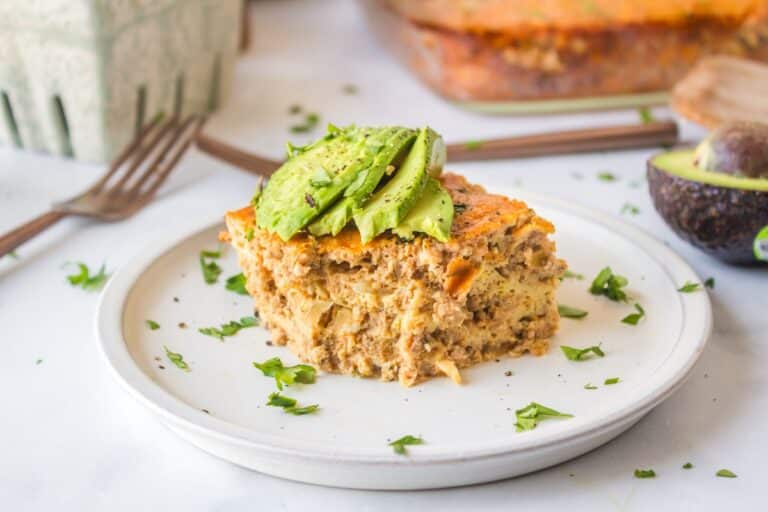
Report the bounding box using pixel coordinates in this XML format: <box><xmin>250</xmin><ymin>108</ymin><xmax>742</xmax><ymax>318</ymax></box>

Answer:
<box><xmin>392</xmin><ymin>177</ymin><xmax>453</xmax><ymax>242</ymax></box>
<box><xmin>353</xmin><ymin>127</ymin><xmax>442</xmax><ymax>243</ymax></box>
<box><xmin>308</xmin><ymin>127</ymin><xmax>417</xmax><ymax>237</ymax></box>
<box><xmin>256</xmin><ymin>126</ymin><xmax>392</xmax><ymax>240</ymax></box>
<box><xmin>648</xmin><ymin>134</ymin><xmax>768</xmax><ymax>265</ymax></box>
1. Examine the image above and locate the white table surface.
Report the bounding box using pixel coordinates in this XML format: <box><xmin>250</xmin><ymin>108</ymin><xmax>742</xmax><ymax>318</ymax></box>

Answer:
<box><xmin>1</xmin><ymin>1</ymin><xmax>766</xmax><ymax>510</ymax></box>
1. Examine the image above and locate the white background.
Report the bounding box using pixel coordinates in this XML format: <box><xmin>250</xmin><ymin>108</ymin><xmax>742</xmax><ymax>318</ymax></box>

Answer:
<box><xmin>1</xmin><ymin>1</ymin><xmax>766</xmax><ymax>510</ymax></box>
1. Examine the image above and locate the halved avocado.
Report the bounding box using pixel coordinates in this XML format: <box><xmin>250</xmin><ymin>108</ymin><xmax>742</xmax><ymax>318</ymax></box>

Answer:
<box><xmin>648</xmin><ymin>149</ymin><xmax>768</xmax><ymax>264</ymax></box>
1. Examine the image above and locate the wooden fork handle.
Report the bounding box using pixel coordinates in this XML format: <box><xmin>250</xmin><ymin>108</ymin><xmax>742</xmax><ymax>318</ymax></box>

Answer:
<box><xmin>0</xmin><ymin>210</ymin><xmax>67</xmax><ymax>258</ymax></box>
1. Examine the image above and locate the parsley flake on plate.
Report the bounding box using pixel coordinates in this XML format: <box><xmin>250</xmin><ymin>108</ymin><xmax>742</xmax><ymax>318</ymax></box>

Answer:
<box><xmin>716</xmin><ymin>469</ymin><xmax>737</xmax><ymax>478</ymax></box>
<box><xmin>267</xmin><ymin>392</ymin><xmax>297</xmax><ymax>408</ymax></box>
<box><xmin>634</xmin><ymin>469</ymin><xmax>656</xmax><ymax>478</ymax></box>
<box><xmin>620</xmin><ymin>203</ymin><xmax>640</xmax><ymax>215</ymax></box>
<box><xmin>561</xmin><ymin>345</ymin><xmax>604</xmax><ymax>361</ymax></box>
<box><xmin>198</xmin><ymin>316</ymin><xmax>259</xmax><ymax>341</ymax></box>
<box><xmin>225</xmin><ymin>273</ymin><xmax>249</xmax><ymax>295</ymax></box>
<box><xmin>562</xmin><ymin>269</ymin><xmax>584</xmax><ymax>280</ymax></box>
<box><xmin>253</xmin><ymin>357</ymin><xmax>317</xmax><ymax>390</ymax></box>
<box><xmin>597</xmin><ymin>171</ymin><xmax>617</xmax><ymax>182</ymax></box>
<box><xmin>621</xmin><ymin>303</ymin><xmax>645</xmax><ymax>325</ymax></box>
<box><xmin>589</xmin><ymin>267</ymin><xmax>629</xmax><ymax>302</ymax></box>
<box><xmin>164</xmin><ymin>346</ymin><xmax>189</xmax><ymax>371</ymax></box>
<box><xmin>683</xmin><ymin>462</ymin><xmax>693</xmax><ymax>469</ymax></box>
<box><xmin>146</xmin><ymin>320</ymin><xmax>160</xmax><ymax>330</ymax></box>
<box><xmin>558</xmin><ymin>304</ymin><xmax>588</xmax><ymax>319</ymax></box>
<box><xmin>245</xmin><ymin>228</ymin><xmax>255</xmax><ymax>242</ymax></box>
<box><xmin>66</xmin><ymin>262</ymin><xmax>110</xmax><ymax>292</ymax></box>
<box><xmin>199</xmin><ymin>249</ymin><xmax>222</xmax><ymax>284</ymax></box>
<box><xmin>678</xmin><ymin>281</ymin><xmax>701</xmax><ymax>293</ymax></box>
<box><xmin>389</xmin><ymin>435</ymin><xmax>424</xmax><ymax>455</ymax></box>
<box><xmin>604</xmin><ymin>377</ymin><xmax>620</xmax><ymax>385</ymax></box>
<box><xmin>704</xmin><ymin>277</ymin><xmax>715</xmax><ymax>289</ymax></box>
<box><xmin>584</xmin><ymin>383</ymin><xmax>598</xmax><ymax>390</ymax></box>
<box><xmin>515</xmin><ymin>402</ymin><xmax>573</xmax><ymax>432</ymax></box>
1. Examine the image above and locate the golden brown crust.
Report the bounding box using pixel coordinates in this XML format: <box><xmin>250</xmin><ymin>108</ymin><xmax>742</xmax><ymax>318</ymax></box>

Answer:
<box><xmin>384</xmin><ymin>0</ymin><xmax>768</xmax><ymax>34</ymax></box>
<box><xmin>225</xmin><ymin>173</ymin><xmax>542</xmax><ymax>249</ymax></box>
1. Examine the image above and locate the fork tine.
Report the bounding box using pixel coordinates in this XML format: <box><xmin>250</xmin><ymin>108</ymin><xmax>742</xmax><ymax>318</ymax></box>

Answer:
<box><xmin>128</xmin><ymin>115</ymin><xmax>202</xmax><ymax>198</ymax></box>
<box><xmin>109</xmin><ymin>116</ymin><xmax>180</xmax><ymax>192</ymax></box>
<box><xmin>89</xmin><ymin>114</ymin><xmax>165</xmax><ymax>192</ymax></box>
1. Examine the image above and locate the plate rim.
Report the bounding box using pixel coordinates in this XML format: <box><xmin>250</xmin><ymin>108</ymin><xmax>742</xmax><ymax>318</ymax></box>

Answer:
<box><xmin>96</xmin><ymin>188</ymin><xmax>712</xmax><ymax>465</ymax></box>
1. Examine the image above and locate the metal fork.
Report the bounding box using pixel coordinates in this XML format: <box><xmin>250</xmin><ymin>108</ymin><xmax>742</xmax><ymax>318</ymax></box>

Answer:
<box><xmin>0</xmin><ymin>115</ymin><xmax>205</xmax><ymax>258</ymax></box>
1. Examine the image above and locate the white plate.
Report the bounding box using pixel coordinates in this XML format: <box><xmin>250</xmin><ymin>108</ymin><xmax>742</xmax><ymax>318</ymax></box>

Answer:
<box><xmin>96</xmin><ymin>189</ymin><xmax>712</xmax><ymax>490</ymax></box>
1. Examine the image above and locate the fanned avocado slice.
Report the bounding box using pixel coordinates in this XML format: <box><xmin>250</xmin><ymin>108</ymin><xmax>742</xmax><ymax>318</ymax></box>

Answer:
<box><xmin>308</xmin><ymin>127</ymin><xmax>417</xmax><ymax>237</ymax></box>
<box><xmin>256</xmin><ymin>126</ymin><xmax>392</xmax><ymax>240</ymax></box>
<box><xmin>392</xmin><ymin>177</ymin><xmax>453</xmax><ymax>242</ymax></box>
<box><xmin>354</xmin><ymin>127</ymin><xmax>442</xmax><ymax>243</ymax></box>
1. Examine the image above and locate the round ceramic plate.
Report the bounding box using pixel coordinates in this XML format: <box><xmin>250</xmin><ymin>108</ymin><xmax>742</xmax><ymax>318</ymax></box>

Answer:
<box><xmin>96</xmin><ymin>189</ymin><xmax>712</xmax><ymax>490</ymax></box>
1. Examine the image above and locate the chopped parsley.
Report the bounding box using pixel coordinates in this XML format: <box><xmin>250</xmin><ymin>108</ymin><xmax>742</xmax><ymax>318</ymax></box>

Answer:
<box><xmin>36</xmin><ymin>358</ymin><xmax>43</xmax><ymax>365</ymax></box>
<box><xmin>716</xmin><ymin>469</ymin><xmax>737</xmax><ymax>478</ymax></box>
<box><xmin>198</xmin><ymin>315</ymin><xmax>259</xmax><ymax>341</ymax></box>
<box><xmin>621</xmin><ymin>303</ymin><xmax>645</xmax><ymax>325</ymax></box>
<box><xmin>288</xmin><ymin>104</ymin><xmax>302</xmax><ymax>114</ymax></box>
<box><xmin>604</xmin><ymin>377</ymin><xmax>620</xmax><ymax>385</ymax></box>
<box><xmin>597</xmin><ymin>171</ymin><xmax>617</xmax><ymax>182</ymax></box>
<box><xmin>266</xmin><ymin>392</ymin><xmax>319</xmax><ymax>415</ymax></box>
<box><xmin>620</xmin><ymin>203</ymin><xmax>640</xmax><ymax>215</ymax></box>
<box><xmin>310</xmin><ymin>166</ymin><xmax>333</xmax><ymax>187</ymax></box>
<box><xmin>589</xmin><ymin>267</ymin><xmax>629</xmax><ymax>302</ymax></box>
<box><xmin>561</xmin><ymin>345</ymin><xmax>604</xmax><ymax>361</ymax></box>
<box><xmin>253</xmin><ymin>357</ymin><xmax>317</xmax><ymax>390</ymax></box>
<box><xmin>515</xmin><ymin>402</ymin><xmax>572</xmax><ymax>432</ymax></box>
<box><xmin>164</xmin><ymin>346</ymin><xmax>189</xmax><ymax>371</ymax></box>
<box><xmin>464</xmin><ymin>140</ymin><xmax>484</xmax><ymax>151</ymax></box>
<box><xmin>199</xmin><ymin>249</ymin><xmax>222</xmax><ymax>284</ymax></box>
<box><xmin>245</xmin><ymin>228</ymin><xmax>255</xmax><ymax>241</ymax></box>
<box><xmin>267</xmin><ymin>392</ymin><xmax>297</xmax><ymax>408</ymax></box>
<box><xmin>637</xmin><ymin>107</ymin><xmax>655</xmax><ymax>124</ymax></box>
<box><xmin>634</xmin><ymin>469</ymin><xmax>656</xmax><ymax>478</ymax></box>
<box><xmin>285</xmin><ymin>404</ymin><xmax>319</xmax><ymax>415</ymax></box>
<box><xmin>146</xmin><ymin>320</ymin><xmax>160</xmax><ymax>330</ymax></box>
<box><xmin>388</xmin><ymin>435</ymin><xmax>424</xmax><ymax>455</ymax></box>
<box><xmin>291</xmin><ymin>112</ymin><xmax>320</xmax><ymax>133</ymax></box>
<box><xmin>66</xmin><ymin>262</ymin><xmax>110</xmax><ymax>292</ymax></box>
<box><xmin>562</xmin><ymin>270</ymin><xmax>584</xmax><ymax>280</ymax></box>
<box><xmin>225</xmin><ymin>273</ymin><xmax>249</xmax><ymax>295</ymax></box>
<box><xmin>678</xmin><ymin>281</ymin><xmax>701</xmax><ymax>293</ymax></box>
<box><xmin>584</xmin><ymin>383</ymin><xmax>598</xmax><ymax>390</ymax></box>
<box><xmin>558</xmin><ymin>304</ymin><xmax>588</xmax><ymax>319</ymax></box>
<box><xmin>683</xmin><ymin>462</ymin><xmax>693</xmax><ymax>469</ymax></box>
<box><xmin>704</xmin><ymin>277</ymin><xmax>715</xmax><ymax>289</ymax></box>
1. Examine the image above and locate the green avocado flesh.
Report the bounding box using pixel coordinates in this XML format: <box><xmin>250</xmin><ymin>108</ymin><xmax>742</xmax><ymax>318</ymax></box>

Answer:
<box><xmin>354</xmin><ymin>127</ymin><xmax>440</xmax><ymax>243</ymax></box>
<box><xmin>651</xmin><ymin>150</ymin><xmax>768</xmax><ymax>191</ymax></box>
<box><xmin>392</xmin><ymin>177</ymin><xmax>453</xmax><ymax>242</ymax></box>
<box><xmin>308</xmin><ymin>127</ymin><xmax>417</xmax><ymax>237</ymax></box>
<box><xmin>255</xmin><ymin>125</ymin><xmax>452</xmax><ymax>244</ymax></box>
<box><xmin>256</xmin><ymin>126</ymin><xmax>390</xmax><ymax>240</ymax></box>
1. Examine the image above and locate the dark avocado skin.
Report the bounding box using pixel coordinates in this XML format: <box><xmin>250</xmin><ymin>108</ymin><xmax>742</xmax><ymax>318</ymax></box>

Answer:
<box><xmin>647</xmin><ymin>163</ymin><xmax>768</xmax><ymax>264</ymax></box>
